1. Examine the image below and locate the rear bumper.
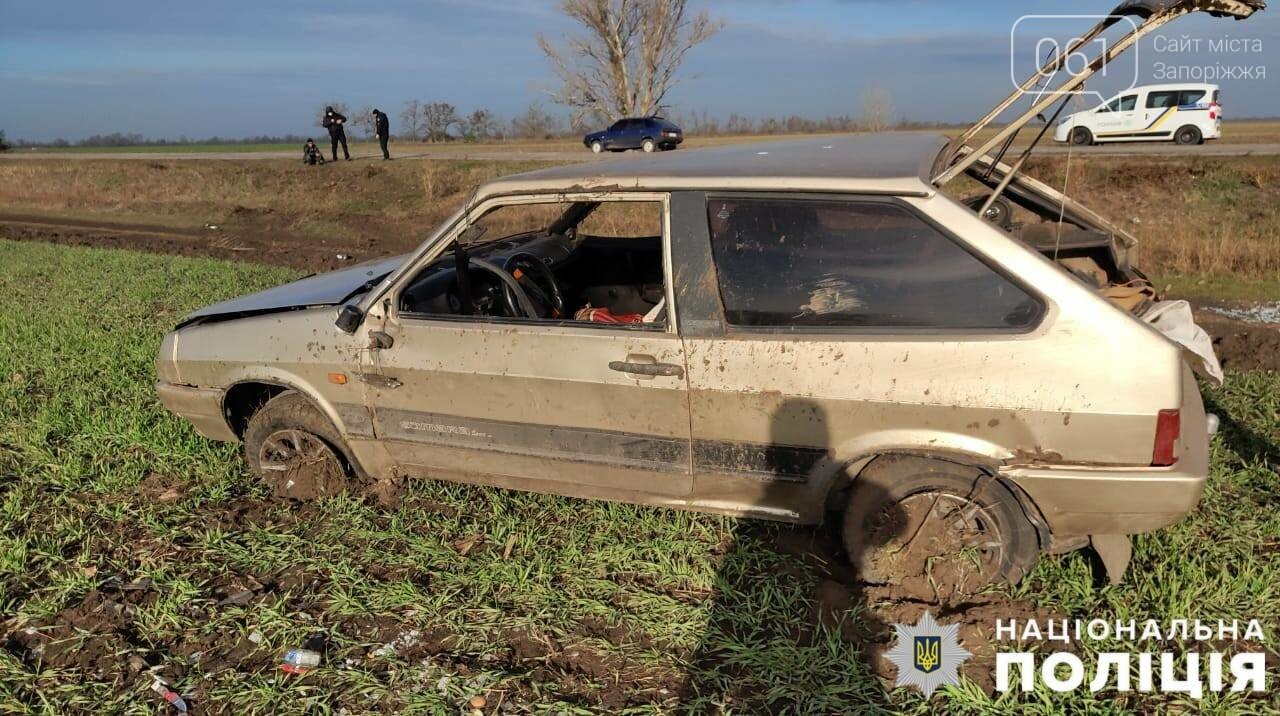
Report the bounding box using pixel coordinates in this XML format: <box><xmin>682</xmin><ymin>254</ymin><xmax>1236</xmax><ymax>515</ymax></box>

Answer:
<box><xmin>156</xmin><ymin>381</ymin><xmax>236</xmax><ymax>442</ymax></box>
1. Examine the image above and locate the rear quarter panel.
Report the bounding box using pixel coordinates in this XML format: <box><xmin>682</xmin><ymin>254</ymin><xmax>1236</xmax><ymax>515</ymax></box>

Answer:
<box><xmin>682</xmin><ymin>190</ymin><xmax>1185</xmax><ymax>519</ymax></box>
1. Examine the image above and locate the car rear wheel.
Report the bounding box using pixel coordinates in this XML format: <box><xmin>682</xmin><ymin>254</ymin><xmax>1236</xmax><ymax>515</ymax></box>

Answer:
<box><xmin>641</xmin><ymin>138</ymin><xmax>656</xmax><ymax>153</ymax></box>
<box><xmin>243</xmin><ymin>391</ymin><xmax>361</xmax><ymax>500</ymax></box>
<box><xmin>590</xmin><ymin>140</ymin><xmax>603</xmax><ymax>154</ymax></box>
<box><xmin>842</xmin><ymin>456</ymin><xmax>1039</xmax><ymax>600</ymax></box>
<box><xmin>1174</xmin><ymin>125</ymin><xmax>1202</xmax><ymax>146</ymax></box>
<box><xmin>1070</xmin><ymin>127</ymin><xmax>1093</xmax><ymax>146</ymax></box>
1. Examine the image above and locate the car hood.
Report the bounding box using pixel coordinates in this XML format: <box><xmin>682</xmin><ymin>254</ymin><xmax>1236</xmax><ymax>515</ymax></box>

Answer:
<box><xmin>178</xmin><ymin>254</ymin><xmax>406</xmax><ymax>327</ymax></box>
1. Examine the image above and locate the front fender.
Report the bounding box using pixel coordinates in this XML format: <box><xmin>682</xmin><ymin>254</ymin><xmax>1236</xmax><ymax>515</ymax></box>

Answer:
<box><xmin>221</xmin><ymin>367</ymin><xmax>365</xmax><ymax>441</ymax></box>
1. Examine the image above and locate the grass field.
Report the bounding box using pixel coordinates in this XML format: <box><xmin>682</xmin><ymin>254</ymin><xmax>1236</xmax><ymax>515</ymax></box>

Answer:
<box><xmin>0</xmin><ymin>239</ymin><xmax>1277</xmax><ymax>713</ymax></box>
<box><xmin>1</xmin><ymin>152</ymin><xmax>1277</xmax><ymax>291</ymax></box>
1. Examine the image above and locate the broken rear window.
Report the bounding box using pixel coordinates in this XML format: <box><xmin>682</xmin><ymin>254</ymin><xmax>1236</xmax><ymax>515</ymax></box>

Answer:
<box><xmin>706</xmin><ymin>197</ymin><xmax>1043</xmax><ymax>331</ymax></box>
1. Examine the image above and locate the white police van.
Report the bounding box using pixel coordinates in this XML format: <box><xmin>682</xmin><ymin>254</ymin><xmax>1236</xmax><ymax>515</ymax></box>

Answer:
<box><xmin>1054</xmin><ymin>83</ymin><xmax>1222</xmax><ymax>146</ymax></box>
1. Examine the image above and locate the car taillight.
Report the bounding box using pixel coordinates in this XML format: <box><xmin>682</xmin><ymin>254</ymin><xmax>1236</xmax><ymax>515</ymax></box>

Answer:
<box><xmin>1210</xmin><ymin>102</ymin><xmax>1221</xmax><ymax>120</ymax></box>
<box><xmin>1152</xmin><ymin>409</ymin><xmax>1180</xmax><ymax>467</ymax></box>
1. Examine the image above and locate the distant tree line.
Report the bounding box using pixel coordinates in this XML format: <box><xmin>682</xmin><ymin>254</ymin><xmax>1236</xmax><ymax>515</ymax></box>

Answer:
<box><xmin>11</xmin><ymin>132</ymin><xmax>315</xmax><ymax>148</ymax></box>
<box><xmin>12</xmin><ymin>101</ymin><xmax>958</xmax><ymax>148</ymax></box>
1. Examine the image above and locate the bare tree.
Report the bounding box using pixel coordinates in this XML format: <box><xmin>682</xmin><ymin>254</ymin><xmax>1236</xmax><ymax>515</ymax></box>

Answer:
<box><xmin>352</xmin><ymin>105</ymin><xmax>377</xmax><ymax>139</ymax></box>
<box><xmin>511</xmin><ymin>102</ymin><xmax>562</xmax><ymax>140</ymax></box>
<box><xmin>421</xmin><ymin>102</ymin><xmax>459</xmax><ymax>142</ymax></box>
<box><xmin>400</xmin><ymin>100</ymin><xmax>422</xmax><ymax>141</ymax></box>
<box><xmin>859</xmin><ymin>85</ymin><xmax>894</xmax><ymax>133</ymax></box>
<box><xmin>537</xmin><ymin>0</ymin><xmax>721</xmax><ymax>124</ymax></box>
<box><xmin>461</xmin><ymin>108</ymin><xmax>498</xmax><ymax>142</ymax></box>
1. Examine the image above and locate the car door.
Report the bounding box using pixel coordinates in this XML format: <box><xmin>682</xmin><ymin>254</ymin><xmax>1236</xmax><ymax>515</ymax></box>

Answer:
<box><xmin>622</xmin><ymin>119</ymin><xmax>643</xmax><ymax>149</ymax></box>
<box><xmin>1095</xmin><ymin>93</ymin><xmax>1139</xmax><ymax>137</ymax></box>
<box><xmin>356</xmin><ymin>193</ymin><xmax>694</xmax><ymax>497</ymax></box>
<box><xmin>1143</xmin><ymin>89</ymin><xmax>1183</xmax><ymax>138</ymax></box>
<box><xmin>604</xmin><ymin>120</ymin><xmax>626</xmax><ymax>149</ymax></box>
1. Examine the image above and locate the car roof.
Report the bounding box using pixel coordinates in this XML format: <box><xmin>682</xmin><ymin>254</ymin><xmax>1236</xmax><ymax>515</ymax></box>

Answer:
<box><xmin>481</xmin><ymin>133</ymin><xmax>946</xmax><ymax>198</ymax></box>
<box><xmin>1125</xmin><ymin>83</ymin><xmax>1219</xmax><ymax>92</ymax></box>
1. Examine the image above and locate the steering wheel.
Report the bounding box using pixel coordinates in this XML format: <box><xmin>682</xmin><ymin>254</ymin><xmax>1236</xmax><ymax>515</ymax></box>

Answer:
<box><xmin>502</xmin><ymin>252</ymin><xmax>565</xmax><ymax>319</ymax></box>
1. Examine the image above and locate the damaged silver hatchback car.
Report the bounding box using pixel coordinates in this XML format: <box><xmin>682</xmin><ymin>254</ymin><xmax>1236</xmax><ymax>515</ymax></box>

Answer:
<box><xmin>158</xmin><ymin>0</ymin><xmax>1263</xmax><ymax>589</ymax></box>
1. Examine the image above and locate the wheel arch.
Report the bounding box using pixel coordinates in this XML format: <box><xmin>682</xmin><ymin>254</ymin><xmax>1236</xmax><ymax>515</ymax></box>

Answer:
<box><xmin>814</xmin><ymin>448</ymin><xmax>1051</xmax><ymax>549</ymax></box>
<box><xmin>220</xmin><ymin>371</ymin><xmax>353</xmax><ymax>442</ymax></box>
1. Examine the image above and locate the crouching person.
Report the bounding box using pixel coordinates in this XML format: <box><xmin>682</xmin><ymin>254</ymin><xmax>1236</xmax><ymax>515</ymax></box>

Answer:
<box><xmin>303</xmin><ymin>138</ymin><xmax>325</xmax><ymax>166</ymax></box>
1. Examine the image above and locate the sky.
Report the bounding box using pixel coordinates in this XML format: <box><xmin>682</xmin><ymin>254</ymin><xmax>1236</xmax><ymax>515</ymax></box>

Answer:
<box><xmin>1</xmin><ymin>0</ymin><xmax>1277</xmax><ymax>141</ymax></box>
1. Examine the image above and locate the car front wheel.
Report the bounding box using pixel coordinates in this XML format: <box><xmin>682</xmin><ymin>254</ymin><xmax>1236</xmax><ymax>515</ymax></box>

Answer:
<box><xmin>641</xmin><ymin>138</ymin><xmax>656</xmax><ymax>153</ymax></box>
<box><xmin>842</xmin><ymin>456</ymin><xmax>1040</xmax><ymax>600</ymax></box>
<box><xmin>1070</xmin><ymin>127</ymin><xmax>1093</xmax><ymax>146</ymax></box>
<box><xmin>243</xmin><ymin>391</ymin><xmax>360</xmax><ymax>500</ymax></box>
<box><xmin>590</xmin><ymin>140</ymin><xmax>603</xmax><ymax>154</ymax></box>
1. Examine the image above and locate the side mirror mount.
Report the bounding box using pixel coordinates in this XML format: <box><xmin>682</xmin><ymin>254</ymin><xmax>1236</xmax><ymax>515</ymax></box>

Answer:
<box><xmin>335</xmin><ymin>304</ymin><xmax>364</xmax><ymax>334</ymax></box>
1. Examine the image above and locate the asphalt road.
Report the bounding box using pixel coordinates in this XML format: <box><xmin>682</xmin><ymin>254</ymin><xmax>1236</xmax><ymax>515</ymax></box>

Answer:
<box><xmin>3</xmin><ymin>142</ymin><xmax>1278</xmax><ymax>162</ymax></box>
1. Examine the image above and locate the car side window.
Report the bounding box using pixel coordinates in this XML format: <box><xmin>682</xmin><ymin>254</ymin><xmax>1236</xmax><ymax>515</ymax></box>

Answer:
<box><xmin>1147</xmin><ymin>91</ymin><xmax>1181</xmax><ymax>109</ymax></box>
<box><xmin>1179</xmin><ymin>90</ymin><xmax>1206</xmax><ymax>106</ymax></box>
<box><xmin>1118</xmin><ymin>95</ymin><xmax>1138</xmax><ymax>111</ymax></box>
<box><xmin>397</xmin><ymin>199</ymin><xmax>670</xmax><ymax>329</ymax></box>
<box><xmin>706</xmin><ymin>198</ymin><xmax>1043</xmax><ymax>331</ymax></box>
<box><xmin>610</xmin><ymin>120</ymin><xmax>626</xmax><ymax>132</ymax></box>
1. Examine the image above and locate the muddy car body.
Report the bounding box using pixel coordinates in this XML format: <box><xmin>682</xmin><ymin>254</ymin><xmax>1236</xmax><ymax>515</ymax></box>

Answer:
<box><xmin>158</xmin><ymin>131</ymin><xmax>1211</xmax><ymax>587</ymax></box>
<box><xmin>159</xmin><ymin>0</ymin><xmax>1262</xmax><ymax>587</ymax></box>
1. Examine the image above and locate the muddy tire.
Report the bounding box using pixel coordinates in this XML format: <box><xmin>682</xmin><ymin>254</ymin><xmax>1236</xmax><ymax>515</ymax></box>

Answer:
<box><xmin>590</xmin><ymin>140</ymin><xmax>603</xmax><ymax>154</ymax></box>
<box><xmin>243</xmin><ymin>391</ymin><xmax>360</xmax><ymax>500</ymax></box>
<box><xmin>1174</xmin><ymin>125</ymin><xmax>1202</xmax><ymax>146</ymax></box>
<box><xmin>1070</xmin><ymin>127</ymin><xmax>1093</xmax><ymax>146</ymax></box>
<box><xmin>642</xmin><ymin>138</ymin><xmax>656</xmax><ymax>153</ymax></box>
<box><xmin>842</xmin><ymin>456</ymin><xmax>1039</xmax><ymax>599</ymax></box>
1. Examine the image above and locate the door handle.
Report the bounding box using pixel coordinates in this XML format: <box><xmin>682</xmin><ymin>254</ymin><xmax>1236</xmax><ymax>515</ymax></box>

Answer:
<box><xmin>356</xmin><ymin>372</ymin><xmax>402</xmax><ymax>389</ymax></box>
<box><xmin>609</xmin><ymin>361</ymin><xmax>684</xmax><ymax>378</ymax></box>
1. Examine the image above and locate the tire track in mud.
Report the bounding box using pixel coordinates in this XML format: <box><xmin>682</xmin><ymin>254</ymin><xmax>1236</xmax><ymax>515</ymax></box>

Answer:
<box><xmin>0</xmin><ymin>213</ymin><xmax>391</xmax><ymax>273</ymax></box>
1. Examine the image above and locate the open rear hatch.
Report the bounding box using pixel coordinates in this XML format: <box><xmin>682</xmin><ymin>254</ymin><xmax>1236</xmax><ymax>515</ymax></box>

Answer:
<box><xmin>931</xmin><ymin>0</ymin><xmax>1266</xmax><ymax>383</ymax></box>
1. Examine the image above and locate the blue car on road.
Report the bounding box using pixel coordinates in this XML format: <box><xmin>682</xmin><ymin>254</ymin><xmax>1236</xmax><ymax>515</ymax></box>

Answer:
<box><xmin>583</xmin><ymin>117</ymin><xmax>684</xmax><ymax>154</ymax></box>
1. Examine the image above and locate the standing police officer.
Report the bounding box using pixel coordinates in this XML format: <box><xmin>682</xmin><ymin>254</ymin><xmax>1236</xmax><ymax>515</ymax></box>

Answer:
<box><xmin>372</xmin><ymin>108</ymin><xmax>391</xmax><ymax>160</ymax></box>
<box><xmin>322</xmin><ymin>106</ymin><xmax>351</xmax><ymax>161</ymax></box>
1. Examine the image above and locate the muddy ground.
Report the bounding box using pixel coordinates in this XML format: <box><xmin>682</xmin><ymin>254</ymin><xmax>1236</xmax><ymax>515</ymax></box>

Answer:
<box><xmin>2</xmin><ymin>476</ymin><xmax>1064</xmax><ymax>711</ymax></box>
<box><xmin>3</xmin><ymin>213</ymin><xmax>1275</xmax><ymax>371</ymax></box>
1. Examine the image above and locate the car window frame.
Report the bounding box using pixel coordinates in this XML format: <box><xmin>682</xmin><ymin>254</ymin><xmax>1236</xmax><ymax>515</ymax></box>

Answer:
<box><xmin>1178</xmin><ymin>89</ymin><xmax>1207</xmax><ymax>106</ymax></box>
<box><xmin>700</xmin><ymin>192</ymin><xmax>1048</xmax><ymax>338</ymax></box>
<box><xmin>387</xmin><ymin>191</ymin><xmax>679</xmax><ymax>336</ymax></box>
<box><xmin>1146</xmin><ymin>90</ymin><xmax>1182</xmax><ymax>109</ymax></box>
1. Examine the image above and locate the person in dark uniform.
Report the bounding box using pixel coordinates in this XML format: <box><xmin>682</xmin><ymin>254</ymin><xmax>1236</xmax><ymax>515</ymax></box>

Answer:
<box><xmin>302</xmin><ymin>138</ymin><xmax>325</xmax><ymax>165</ymax></box>
<box><xmin>322</xmin><ymin>106</ymin><xmax>350</xmax><ymax>161</ymax></box>
<box><xmin>372</xmin><ymin>108</ymin><xmax>391</xmax><ymax>160</ymax></box>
